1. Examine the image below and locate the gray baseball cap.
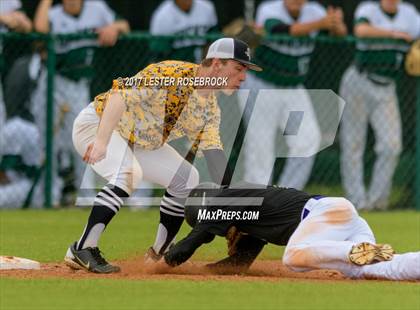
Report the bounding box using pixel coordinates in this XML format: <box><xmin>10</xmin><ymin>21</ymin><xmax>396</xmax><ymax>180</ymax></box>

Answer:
<box><xmin>206</xmin><ymin>38</ymin><xmax>263</xmax><ymax>72</ymax></box>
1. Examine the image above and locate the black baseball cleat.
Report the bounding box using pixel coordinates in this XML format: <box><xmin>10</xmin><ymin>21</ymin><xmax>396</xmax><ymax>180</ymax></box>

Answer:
<box><xmin>64</xmin><ymin>242</ymin><xmax>121</xmax><ymax>274</ymax></box>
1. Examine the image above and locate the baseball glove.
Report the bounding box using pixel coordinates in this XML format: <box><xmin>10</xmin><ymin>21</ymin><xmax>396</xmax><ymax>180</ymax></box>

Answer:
<box><xmin>405</xmin><ymin>40</ymin><xmax>420</xmax><ymax>76</ymax></box>
<box><xmin>226</xmin><ymin>226</ymin><xmax>245</xmax><ymax>256</ymax></box>
<box><xmin>222</xmin><ymin>18</ymin><xmax>264</xmax><ymax>49</ymax></box>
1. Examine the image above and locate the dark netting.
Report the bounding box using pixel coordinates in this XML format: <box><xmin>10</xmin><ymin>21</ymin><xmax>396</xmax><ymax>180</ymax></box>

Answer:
<box><xmin>0</xmin><ymin>33</ymin><xmax>48</xmax><ymax>208</ymax></box>
<box><xmin>0</xmin><ymin>33</ymin><xmax>418</xmax><ymax>209</ymax></box>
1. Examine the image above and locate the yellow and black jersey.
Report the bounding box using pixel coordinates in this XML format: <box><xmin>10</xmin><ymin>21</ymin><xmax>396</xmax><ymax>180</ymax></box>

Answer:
<box><xmin>94</xmin><ymin>60</ymin><xmax>223</xmax><ymax>155</ymax></box>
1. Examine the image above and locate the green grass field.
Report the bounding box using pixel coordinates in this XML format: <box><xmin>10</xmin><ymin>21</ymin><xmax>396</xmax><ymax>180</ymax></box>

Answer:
<box><xmin>1</xmin><ymin>209</ymin><xmax>419</xmax><ymax>310</ymax></box>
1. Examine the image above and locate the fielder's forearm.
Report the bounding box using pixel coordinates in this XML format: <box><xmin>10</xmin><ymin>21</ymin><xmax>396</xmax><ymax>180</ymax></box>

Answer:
<box><xmin>330</xmin><ymin>23</ymin><xmax>347</xmax><ymax>36</ymax></box>
<box><xmin>95</xmin><ymin>93</ymin><xmax>125</xmax><ymax>145</ymax></box>
<box><xmin>0</xmin><ymin>12</ymin><xmax>32</xmax><ymax>32</ymax></box>
<box><xmin>210</xmin><ymin>235</ymin><xmax>266</xmax><ymax>269</ymax></box>
<box><xmin>112</xmin><ymin>20</ymin><xmax>130</xmax><ymax>34</ymax></box>
<box><xmin>17</xmin><ymin>13</ymin><xmax>32</xmax><ymax>33</ymax></box>
<box><xmin>354</xmin><ymin>24</ymin><xmax>394</xmax><ymax>38</ymax></box>
<box><xmin>34</xmin><ymin>0</ymin><xmax>52</xmax><ymax>33</ymax></box>
<box><xmin>289</xmin><ymin>20</ymin><xmax>324</xmax><ymax>36</ymax></box>
<box><xmin>164</xmin><ymin>228</ymin><xmax>215</xmax><ymax>267</ymax></box>
<box><xmin>0</xmin><ymin>14</ymin><xmax>12</xmax><ymax>27</ymax></box>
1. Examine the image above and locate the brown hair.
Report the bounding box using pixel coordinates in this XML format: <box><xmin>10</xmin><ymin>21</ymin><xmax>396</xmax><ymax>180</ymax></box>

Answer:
<box><xmin>201</xmin><ymin>58</ymin><xmax>229</xmax><ymax>67</ymax></box>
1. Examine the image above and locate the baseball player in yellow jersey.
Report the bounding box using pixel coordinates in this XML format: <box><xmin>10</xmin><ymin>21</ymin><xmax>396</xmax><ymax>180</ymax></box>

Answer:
<box><xmin>33</xmin><ymin>0</ymin><xmax>130</xmax><ymax>203</ymax></box>
<box><xmin>64</xmin><ymin>38</ymin><xmax>262</xmax><ymax>273</ymax></box>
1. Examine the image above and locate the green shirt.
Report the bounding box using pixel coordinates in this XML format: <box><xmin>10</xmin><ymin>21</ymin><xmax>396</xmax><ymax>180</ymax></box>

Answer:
<box><xmin>150</xmin><ymin>25</ymin><xmax>219</xmax><ymax>63</ymax></box>
<box><xmin>253</xmin><ymin>18</ymin><xmax>315</xmax><ymax>86</ymax></box>
<box><xmin>56</xmin><ymin>46</ymin><xmax>95</xmax><ymax>80</ymax></box>
<box><xmin>354</xmin><ymin>40</ymin><xmax>408</xmax><ymax>79</ymax></box>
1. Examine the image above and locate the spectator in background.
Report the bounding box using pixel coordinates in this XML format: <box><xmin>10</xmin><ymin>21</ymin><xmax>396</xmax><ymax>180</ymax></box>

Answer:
<box><xmin>240</xmin><ymin>0</ymin><xmax>346</xmax><ymax>189</ymax></box>
<box><xmin>0</xmin><ymin>0</ymin><xmax>32</xmax><ymax>165</ymax></box>
<box><xmin>150</xmin><ymin>0</ymin><xmax>218</xmax><ymax>63</ymax></box>
<box><xmin>0</xmin><ymin>45</ymin><xmax>63</xmax><ymax>208</ymax></box>
<box><xmin>0</xmin><ymin>117</ymin><xmax>45</xmax><ymax>208</ymax></box>
<box><xmin>339</xmin><ymin>0</ymin><xmax>420</xmax><ymax>210</ymax></box>
<box><xmin>32</xmin><ymin>0</ymin><xmax>130</xmax><ymax>204</ymax></box>
<box><xmin>0</xmin><ymin>0</ymin><xmax>33</xmax><ymax>208</ymax></box>
<box><xmin>0</xmin><ymin>0</ymin><xmax>31</xmax><ymax>34</ymax></box>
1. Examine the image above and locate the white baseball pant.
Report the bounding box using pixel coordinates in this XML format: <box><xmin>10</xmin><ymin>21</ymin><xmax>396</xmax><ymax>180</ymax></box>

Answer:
<box><xmin>0</xmin><ymin>82</ymin><xmax>5</xmax><ymax>160</ymax></box>
<box><xmin>72</xmin><ymin>103</ymin><xmax>199</xmax><ymax>198</ymax></box>
<box><xmin>283</xmin><ymin>197</ymin><xmax>419</xmax><ymax>280</ymax></box>
<box><xmin>0</xmin><ymin>117</ymin><xmax>62</xmax><ymax>207</ymax></box>
<box><xmin>339</xmin><ymin>66</ymin><xmax>402</xmax><ymax>210</ymax></box>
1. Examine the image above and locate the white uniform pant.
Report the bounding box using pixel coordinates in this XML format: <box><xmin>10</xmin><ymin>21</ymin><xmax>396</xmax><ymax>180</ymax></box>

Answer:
<box><xmin>0</xmin><ymin>175</ymin><xmax>33</xmax><ymax>208</ymax></box>
<box><xmin>239</xmin><ymin>73</ymin><xmax>321</xmax><ymax>189</ymax></box>
<box><xmin>339</xmin><ymin>66</ymin><xmax>402</xmax><ymax>209</ymax></box>
<box><xmin>2</xmin><ymin>118</ymin><xmax>42</xmax><ymax>166</ymax></box>
<box><xmin>0</xmin><ymin>82</ymin><xmax>6</xmax><ymax>159</ymax></box>
<box><xmin>72</xmin><ymin>103</ymin><xmax>199</xmax><ymax>197</ymax></box>
<box><xmin>0</xmin><ymin>118</ymin><xmax>62</xmax><ymax>208</ymax></box>
<box><xmin>0</xmin><ymin>115</ymin><xmax>38</xmax><ymax>209</ymax></box>
<box><xmin>283</xmin><ymin>197</ymin><xmax>419</xmax><ymax>280</ymax></box>
<box><xmin>0</xmin><ymin>174</ymin><xmax>62</xmax><ymax>208</ymax></box>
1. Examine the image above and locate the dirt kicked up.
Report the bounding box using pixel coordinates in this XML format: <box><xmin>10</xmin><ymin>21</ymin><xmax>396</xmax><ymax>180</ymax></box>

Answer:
<box><xmin>1</xmin><ymin>258</ymin><xmax>418</xmax><ymax>283</ymax></box>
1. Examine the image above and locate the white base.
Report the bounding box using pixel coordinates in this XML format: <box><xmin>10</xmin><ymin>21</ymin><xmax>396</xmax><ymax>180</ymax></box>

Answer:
<box><xmin>0</xmin><ymin>256</ymin><xmax>41</xmax><ymax>270</ymax></box>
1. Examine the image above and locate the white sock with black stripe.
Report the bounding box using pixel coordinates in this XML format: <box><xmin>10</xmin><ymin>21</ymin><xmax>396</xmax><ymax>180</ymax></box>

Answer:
<box><xmin>160</xmin><ymin>194</ymin><xmax>185</xmax><ymax>217</ymax></box>
<box><xmin>152</xmin><ymin>191</ymin><xmax>186</xmax><ymax>254</ymax></box>
<box><xmin>76</xmin><ymin>184</ymin><xmax>128</xmax><ymax>250</ymax></box>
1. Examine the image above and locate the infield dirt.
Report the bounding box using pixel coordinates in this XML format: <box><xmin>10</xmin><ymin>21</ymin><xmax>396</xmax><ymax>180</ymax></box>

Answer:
<box><xmin>1</xmin><ymin>258</ymin><xmax>418</xmax><ymax>283</ymax></box>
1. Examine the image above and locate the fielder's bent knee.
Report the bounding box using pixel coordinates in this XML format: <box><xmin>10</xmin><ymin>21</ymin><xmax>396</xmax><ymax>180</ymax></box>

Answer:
<box><xmin>129</xmin><ymin>164</ymin><xmax>144</xmax><ymax>191</ymax></box>
<box><xmin>168</xmin><ymin>163</ymin><xmax>199</xmax><ymax>198</ymax></box>
<box><xmin>112</xmin><ymin>164</ymin><xmax>143</xmax><ymax>196</ymax></box>
<box><xmin>186</xmin><ymin>166</ymin><xmax>200</xmax><ymax>189</ymax></box>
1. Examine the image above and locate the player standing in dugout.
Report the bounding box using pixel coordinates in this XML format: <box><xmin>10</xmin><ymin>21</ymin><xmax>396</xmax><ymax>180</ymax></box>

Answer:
<box><xmin>64</xmin><ymin>38</ymin><xmax>262</xmax><ymax>273</ymax></box>
<box><xmin>339</xmin><ymin>0</ymin><xmax>420</xmax><ymax>210</ymax></box>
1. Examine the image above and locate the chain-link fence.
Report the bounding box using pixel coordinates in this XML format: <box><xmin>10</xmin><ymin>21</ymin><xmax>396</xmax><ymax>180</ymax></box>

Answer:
<box><xmin>0</xmin><ymin>32</ymin><xmax>418</xmax><ymax>209</ymax></box>
<box><xmin>0</xmin><ymin>33</ymin><xmax>49</xmax><ymax>209</ymax></box>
